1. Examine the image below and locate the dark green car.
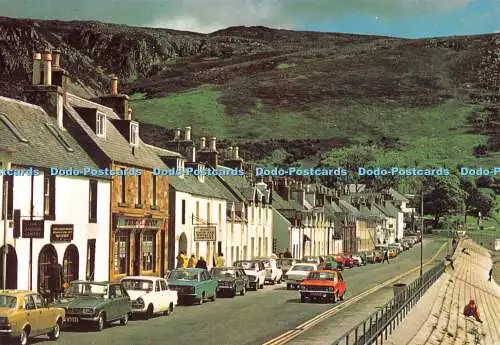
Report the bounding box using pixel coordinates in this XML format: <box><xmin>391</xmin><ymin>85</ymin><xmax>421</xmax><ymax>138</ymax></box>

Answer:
<box><xmin>167</xmin><ymin>268</ymin><xmax>218</xmax><ymax>305</ymax></box>
<box><xmin>52</xmin><ymin>281</ymin><xmax>131</xmax><ymax>331</ymax></box>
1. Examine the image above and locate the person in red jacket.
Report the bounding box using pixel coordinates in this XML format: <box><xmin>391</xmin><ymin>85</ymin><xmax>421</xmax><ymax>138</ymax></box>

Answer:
<box><xmin>463</xmin><ymin>298</ymin><xmax>483</xmax><ymax>323</ymax></box>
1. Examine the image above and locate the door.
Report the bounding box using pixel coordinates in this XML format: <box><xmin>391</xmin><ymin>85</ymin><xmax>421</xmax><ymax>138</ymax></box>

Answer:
<box><xmin>32</xmin><ymin>293</ymin><xmax>51</xmax><ymax>330</ymax></box>
<box><xmin>24</xmin><ymin>295</ymin><xmax>41</xmax><ymax>335</ymax></box>
<box><xmin>134</xmin><ymin>233</ymin><xmax>141</xmax><ymax>276</ymax></box>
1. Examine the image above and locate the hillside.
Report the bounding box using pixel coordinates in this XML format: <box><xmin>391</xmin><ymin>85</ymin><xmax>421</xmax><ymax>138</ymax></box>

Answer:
<box><xmin>0</xmin><ymin>17</ymin><xmax>499</xmax><ymax>167</ymax></box>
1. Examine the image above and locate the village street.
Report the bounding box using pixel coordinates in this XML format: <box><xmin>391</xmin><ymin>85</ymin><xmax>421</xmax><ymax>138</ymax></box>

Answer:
<box><xmin>33</xmin><ymin>237</ymin><xmax>449</xmax><ymax>345</ymax></box>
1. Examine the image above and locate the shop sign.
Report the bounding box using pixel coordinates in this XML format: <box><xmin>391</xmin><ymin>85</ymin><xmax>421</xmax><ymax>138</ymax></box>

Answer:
<box><xmin>193</xmin><ymin>226</ymin><xmax>216</xmax><ymax>241</ymax></box>
<box><xmin>50</xmin><ymin>224</ymin><xmax>74</xmax><ymax>242</ymax></box>
<box><xmin>116</xmin><ymin>216</ymin><xmax>162</xmax><ymax>230</ymax></box>
<box><xmin>22</xmin><ymin>220</ymin><xmax>44</xmax><ymax>238</ymax></box>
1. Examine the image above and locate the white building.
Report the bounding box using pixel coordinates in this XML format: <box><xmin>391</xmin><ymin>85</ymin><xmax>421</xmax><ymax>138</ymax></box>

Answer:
<box><xmin>0</xmin><ymin>96</ymin><xmax>110</xmax><ymax>292</ymax></box>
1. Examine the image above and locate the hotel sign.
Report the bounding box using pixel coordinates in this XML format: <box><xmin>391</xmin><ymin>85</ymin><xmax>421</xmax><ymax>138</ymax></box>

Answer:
<box><xmin>194</xmin><ymin>226</ymin><xmax>216</xmax><ymax>242</ymax></box>
<box><xmin>22</xmin><ymin>220</ymin><xmax>44</xmax><ymax>238</ymax></box>
<box><xmin>116</xmin><ymin>216</ymin><xmax>162</xmax><ymax>230</ymax></box>
<box><xmin>50</xmin><ymin>224</ymin><xmax>74</xmax><ymax>242</ymax></box>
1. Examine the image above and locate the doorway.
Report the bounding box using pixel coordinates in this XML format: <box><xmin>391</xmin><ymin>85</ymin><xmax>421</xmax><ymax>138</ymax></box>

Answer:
<box><xmin>63</xmin><ymin>244</ymin><xmax>79</xmax><ymax>284</ymax></box>
<box><xmin>178</xmin><ymin>232</ymin><xmax>187</xmax><ymax>254</ymax></box>
<box><xmin>134</xmin><ymin>232</ymin><xmax>141</xmax><ymax>276</ymax></box>
<box><xmin>38</xmin><ymin>244</ymin><xmax>57</xmax><ymax>295</ymax></box>
<box><xmin>0</xmin><ymin>245</ymin><xmax>17</xmax><ymax>289</ymax></box>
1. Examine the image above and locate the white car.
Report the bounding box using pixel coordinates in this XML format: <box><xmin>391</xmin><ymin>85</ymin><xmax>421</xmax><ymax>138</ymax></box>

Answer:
<box><xmin>257</xmin><ymin>258</ymin><xmax>283</xmax><ymax>284</ymax></box>
<box><xmin>283</xmin><ymin>263</ymin><xmax>318</xmax><ymax>289</ymax></box>
<box><xmin>233</xmin><ymin>260</ymin><xmax>265</xmax><ymax>290</ymax></box>
<box><xmin>121</xmin><ymin>276</ymin><xmax>178</xmax><ymax>319</ymax></box>
<box><xmin>350</xmin><ymin>254</ymin><xmax>364</xmax><ymax>266</ymax></box>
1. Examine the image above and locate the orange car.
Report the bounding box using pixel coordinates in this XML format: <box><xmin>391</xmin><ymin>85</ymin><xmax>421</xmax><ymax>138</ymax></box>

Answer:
<box><xmin>299</xmin><ymin>269</ymin><xmax>347</xmax><ymax>303</ymax></box>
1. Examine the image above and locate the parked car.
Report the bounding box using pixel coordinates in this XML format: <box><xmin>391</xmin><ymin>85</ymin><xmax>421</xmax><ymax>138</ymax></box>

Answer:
<box><xmin>121</xmin><ymin>276</ymin><xmax>177</xmax><ymax>319</ymax></box>
<box><xmin>367</xmin><ymin>251</ymin><xmax>382</xmax><ymax>263</ymax></box>
<box><xmin>300</xmin><ymin>257</ymin><xmax>321</xmax><ymax>264</ymax></box>
<box><xmin>283</xmin><ymin>263</ymin><xmax>317</xmax><ymax>289</ymax></box>
<box><xmin>350</xmin><ymin>254</ymin><xmax>364</xmax><ymax>266</ymax></box>
<box><xmin>0</xmin><ymin>290</ymin><xmax>65</xmax><ymax>345</ymax></box>
<box><xmin>352</xmin><ymin>252</ymin><xmax>367</xmax><ymax>266</ymax></box>
<box><xmin>300</xmin><ymin>270</ymin><xmax>347</xmax><ymax>303</ymax></box>
<box><xmin>388</xmin><ymin>248</ymin><xmax>398</xmax><ymax>258</ymax></box>
<box><xmin>235</xmin><ymin>268</ymin><xmax>250</xmax><ymax>289</ymax></box>
<box><xmin>167</xmin><ymin>268</ymin><xmax>218</xmax><ymax>305</ymax></box>
<box><xmin>52</xmin><ymin>280</ymin><xmax>131</xmax><ymax>331</ymax></box>
<box><xmin>256</xmin><ymin>258</ymin><xmax>283</xmax><ymax>284</ymax></box>
<box><xmin>343</xmin><ymin>255</ymin><xmax>355</xmax><ymax>268</ymax></box>
<box><xmin>233</xmin><ymin>260</ymin><xmax>265</xmax><ymax>290</ymax></box>
<box><xmin>210</xmin><ymin>267</ymin><xmax>248</xmax><ymax>297</ymax></box>
<box><xmin>276</xmin><ymin>258</ymin><xmax>296</xmax><ymax>274</ymax></box>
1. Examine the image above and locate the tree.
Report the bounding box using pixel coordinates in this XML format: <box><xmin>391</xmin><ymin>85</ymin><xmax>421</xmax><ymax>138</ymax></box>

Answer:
<box><xmin>460</xmin><ymin>178</ymin><xmax>475</xmax><ymax>224</ymax></box>
<box><xmin>423</xmin><ymin>175</ymin><xmax>467</xmax><ymax>228</ymax></box>
<box><xmin>476</xmin><ymin>176</ymin><xmax>493</xmax><ymax>188</ymax></box>
<box><xmin>468</xmin><ymin>191</ymin><xmax>494</xmax><ymax>217</ymax></box>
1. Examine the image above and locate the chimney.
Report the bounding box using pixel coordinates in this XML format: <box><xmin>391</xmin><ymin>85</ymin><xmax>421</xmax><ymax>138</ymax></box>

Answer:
<box><xmin>228</xmin><ymin>146</ymin><xmax>234</xmax><ymax>159</ymax></box>
<box><xmin>111</xmin><ymin>75</ymin><xmax>118</xmax><ymax>96</ymax></box>
<box><xmin>42</xmin><ymin>49</ymin><xmax>52</xmax><ymax>86</ymax></box>
<box><xmin>234</xmin><ymin>146</ymin><xmax>239</xmax><ymax>159</ymax></box>
<box><xmin>32</xmin><ymin>52</ymin><xmax>41</xmax><ymax>85</ymax></box>
<box><xmin>52</xmin><ymin>48</ymin><xmax>61</xmax><ymax>68</ymax></box>
<box><xmin>277</xmin><ymin>184</ymin><xmax>290</xmax><ymax>201</ymax></box>
<box><xmin>210</xmin><ymin>137</ymin><xmax>217</xmax><ymax>151</ymax></box>
<box><xmin>199</xmin><ymin>137</ymin><xmax>206</xmax><ymax>150</ymax></box>
<box><xmin>184</xmin><ymin>126</ymin><xmax>191</xmax><ymax>141</ymax></box>
<box><xmin>174</xmin><ymin>128</ymin><xmax>181</xmax><ymax>141</ymax></box>
<box><xmin>197</xmin><ymin>137</ymin><xmax>218</xmax><ymax>168</ymax></box>
<box><xmin>125</xmin><ymin>107</ymin><xmax>132</xmax><ymax>121</ymax></box>
<box><xmin>186</xmin><ymin>146</ymin><xmax>196</xmax><ymax>162</ymax></box>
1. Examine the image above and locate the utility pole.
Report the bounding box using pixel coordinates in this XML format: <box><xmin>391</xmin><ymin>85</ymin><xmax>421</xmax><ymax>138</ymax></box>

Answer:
<box><xmin>2</xmin><ymin>179</ymin><xmax>8</xmax><ymax>289</ymax></box>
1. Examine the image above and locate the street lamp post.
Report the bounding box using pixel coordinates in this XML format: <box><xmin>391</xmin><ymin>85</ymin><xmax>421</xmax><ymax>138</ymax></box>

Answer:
<box><xmin>406</xmin><ymin>191</ymin><xmax>424</xmax><ymax>278</ymax></box>
<box><xmin>0</xmin><ymin>147</ymin><xmax>15</xmax><ymax>290</ymax></box>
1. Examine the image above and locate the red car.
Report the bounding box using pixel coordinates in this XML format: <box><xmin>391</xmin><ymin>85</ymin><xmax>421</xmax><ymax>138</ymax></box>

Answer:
<box><xmin>300</xmin><ymin>270</ymin><xmax>347</xmax><ymax>303</ymax></box>
<box><xmin>343</xmin><ymin>255</ymin><xmax>354</xmax><ymax>268</ymax></box>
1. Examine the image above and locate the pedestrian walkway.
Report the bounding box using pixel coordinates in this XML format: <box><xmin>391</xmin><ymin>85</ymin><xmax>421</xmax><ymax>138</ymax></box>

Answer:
<box><xmin>386</xmin><ymin>239</ymin><xmax>500</xmax><ymax>345</ymax></box>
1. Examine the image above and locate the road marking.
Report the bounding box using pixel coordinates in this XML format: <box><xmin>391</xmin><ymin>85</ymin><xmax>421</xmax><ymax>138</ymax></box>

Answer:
<box><xmin>262</xmin><ymin>242</ymin><xmax>448</xmax><ymax>345</ymax></box>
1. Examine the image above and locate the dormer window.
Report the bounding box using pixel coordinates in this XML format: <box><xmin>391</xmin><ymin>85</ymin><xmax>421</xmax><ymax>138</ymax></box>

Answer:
<box><xmin>96</xmin><ymin>112</ymin><xmax>106</xmax><ymax>137</ymax></box>
<box><xmin>130</xmin><ymin>122</ymin><xmax>139</xmax><ymax>146</ymax></box>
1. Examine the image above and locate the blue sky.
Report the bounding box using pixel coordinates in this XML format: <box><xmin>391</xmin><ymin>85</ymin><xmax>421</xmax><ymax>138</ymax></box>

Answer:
<box><xmin>0</xmin><ymin>0</ymin><xmax>498</xmax><ymax>38</ymax></box>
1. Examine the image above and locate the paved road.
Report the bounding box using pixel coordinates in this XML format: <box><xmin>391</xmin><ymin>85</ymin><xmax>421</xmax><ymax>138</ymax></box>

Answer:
<box><xmin>31</xmin><ymin>237</ymin><xmax>449</xmax><ymax>345</ymax></box>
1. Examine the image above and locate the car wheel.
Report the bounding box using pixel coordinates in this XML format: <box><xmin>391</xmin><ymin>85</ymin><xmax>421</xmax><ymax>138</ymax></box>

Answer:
<box><xmin>340</xmin><ymin>291</ymin><xmax>345</xmax><ymax>301</ymax></box>
<box><xmin>259</xmin><ymin>281</ymin><xmax>264</xmax><ymax>289</ymax></box>
<box><xmin>145</xmin><ymin>304</ymin><xmax>154</xmax><ymax>320</ymax></box>
<box><xmin>96</xmin><ymin>313</ymin><xmax>105</xmax><ymax>331</ymax></box>
<box><xmin>331</xmin><ymin>293</ymin><xmax>337</xmax><ymax>303</ymax></box>
<box><xmin>231</xmin><ymin>287</ymin><xmax>236</xmax><ymax>298</ymax></box>
<box><xmin>120</xmin><ymin>312</ymin><xmax>129</xmax><ymax>326</ymax></box>
<box><xmin>271</xmin><ymin>278</ymin><xmax>276</xmax><ymax>285</ymax></box>
<box><xmin>198</xmin><ymin>292</ymin><xmax>205</xmax><ymax>305</ymax></box>
<box><xmin>211</xmin><ymin>291</ymin><xmax>217</xmax><ymax>302</ymax></box>
<box><xmin>47</xmin><ymin>320</ymin><xmax>61</xmax><ymax>339</ymax></box>
<box><xmin>240</xmin><ymin>285</ymin><xmax>246</xmax><ymax>296</ymax></box>
<box><xmin>300</xmin><ymin>295</ymin><xmax>306</xmax><ymax>303</ymax></box>
<box><xmin>19</xmin><ymin>328</ymin><xmax>28</xmax><ymax>345</ymax></box>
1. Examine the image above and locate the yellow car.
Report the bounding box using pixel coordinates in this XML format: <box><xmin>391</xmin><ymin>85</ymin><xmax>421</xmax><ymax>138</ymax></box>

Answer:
<box><xmin>0</xmin><ymin>290</ymin><xmax>65</xmax><ymax>345</ymax></box>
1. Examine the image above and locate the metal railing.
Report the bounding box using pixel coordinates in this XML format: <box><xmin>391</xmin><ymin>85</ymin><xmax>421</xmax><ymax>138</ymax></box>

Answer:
<box><xmin>332</xmin><ymin>261</ymin><xmax>445</xmax><ymax>345</ymax></box>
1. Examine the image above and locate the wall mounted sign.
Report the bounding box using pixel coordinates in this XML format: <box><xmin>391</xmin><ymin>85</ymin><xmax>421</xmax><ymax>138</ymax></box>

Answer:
<box><xmin>193</xmin><ymin>226</ymin><xmax>216</xmax><ymax>242</ymax></box>
<box><xmin>116</xmin><ymin>216</ymin><xmax>162</xmax><ymax>230</ymax></box>
<box><xmin>50</xmin><ymin>224</ymin><xmax>74</xmax><ymax>242</ymax></box>
<box><xmin>22</xmin><ymin>220</ymin><xmax>44</xmax><ymax>238</ymax></box>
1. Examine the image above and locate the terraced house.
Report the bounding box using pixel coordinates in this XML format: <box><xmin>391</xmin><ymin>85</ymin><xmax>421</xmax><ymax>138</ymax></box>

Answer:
<box><xmin>23</xmin><ymin>49</ymin><xmax>170</xmax><ymax>280</ymax></box>
<box><xmin>0</xmin><ymin>95</ymin><xmax>110</xmax><ymax>293</ymax></box>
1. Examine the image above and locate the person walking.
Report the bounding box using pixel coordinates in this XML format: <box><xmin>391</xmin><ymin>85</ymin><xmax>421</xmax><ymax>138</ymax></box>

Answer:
<box><xmin>181</xmin><ymin>251</ymin><xmax>188</xmax><ymax>268</ymax></box>
<box><xmin>382</xmin><ymin>250</ymin><xmax>390</xmax><ymax>264</ymax></box>
<box><xmin>216</xmin><ymin>253</ymin><xmax>225</xmax><ymax>267</ymax></box>
<box><xmin>489</xmin><ymin>268</ymin><xmax>493</xmax><ymax>282</ymax></box>
<box><xmin>196</xmin><ymin>256</ymin><xmax>207</xmax><ymax>269</ymax></box>
<box><xmin>188</xmin><ymin>254</ymin><xmax>198</xmax><ymax>268</ymax></box>
<box><xmin>176</xmin><ymin>252</ymin><xmax>185</xmax><ymax>268</ymax></box>
<box><xmin>48</xmin><ymin>256</ymin><xmax>64</xmax><ymax>303</ymax></box>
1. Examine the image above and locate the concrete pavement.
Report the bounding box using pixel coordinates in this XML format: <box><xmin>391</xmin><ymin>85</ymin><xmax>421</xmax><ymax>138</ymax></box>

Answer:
<box><xmin>31</xmin><ymin>237</ymin><xmax>449</xmax><ymax>345</ymax></box>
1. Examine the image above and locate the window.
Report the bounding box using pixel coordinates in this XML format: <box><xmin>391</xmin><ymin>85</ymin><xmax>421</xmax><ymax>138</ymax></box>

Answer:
<box><xmin>181</xmin><ymin>200</ymin><xmax>186</xmax><ymax>224</ymax></box>
<box><xmin>155</xmin><ymin>280</ymin><xmax>161</xmax><ymax>292</ymax></box>
<box><xmin>195</xmin><ymin>201</ymin><xmax>200</xmax><ymax>220</ymax></box>
<box><xmin>0</xmin><ymin>113</ymin><xmax>28</xmax><ymax>143</ymax></box>
<box><xmin>151</xmin><ymin>175</ymin><xmax>157</xmax><ymax>207</ymax></box>
<box><xmin>207</xmin><ymin>202</ymin><xmax>211</xmax><ymax>223</ymax></box>
<box><xmin>120</xmin><ymin>170</ymin><xmax>126</xmax><ymax>204</ymax></box>
<box><xmin>86</xmin><ymin>239</ymin><xmax>96</xmax><ymax>281</ymax></box>
<box><xmin>89</xmin><ymin>180</ymin><xmax>98</xmax><ymax>223</ymax></box>
<box><xmin>159</xmin><ymin>280</ymin><xmax>167</xmax><ymax>291</ymax></box>
<box><xmin>136</xmin><ymin>175</ymin><xmax>142</xmax><ymax>206</ymax></box>
<box><xmin>45</xmin><ymin>123</ymin><xmax>73</xmax><ymax>152</ymax></box>
<box><xmin>114</xmin><ymin>231</ymin><xmax>129</xmax><ymax>275</ymax></box>
<box><xmin>96</xmin><ymin>112</ymin><xmax>106</xmax><ymax>137</ymax></box>
<box><xmin>129</xmin><ymin>122</ymin><xmax>139</xmax><ymax>146</ymax></box>
<box><xmin>24</xmin><ymin>295</ymin><xmax>35</xmax><ymax>309</ymax></box>
<box><xmin>32</xmin><ymin>294</ymin><xmax>45</xmax><ymax>308</ymax></box>
<box><xmin>110</xmin><ymin>284</ymin><xmax>122</xmax><ymax>298</ymax></box>
<box><xmin>1</xmin><ymin>175</ymin><xmax>13</xmax><ymax>220</ymax></box>
<box><xmin>218</xmin><ymin>203</ymin><xmax>222</xmax><ymax>225</ymax></box>
<box><xmin>142</xmin><ymin>232</ymin><xmax>155</xmax><ymax>271</ymax></box>
<box><xmin>43</xmin><ymin>175</ymin><xmax>55</xmax><ymax>220</ymax></box>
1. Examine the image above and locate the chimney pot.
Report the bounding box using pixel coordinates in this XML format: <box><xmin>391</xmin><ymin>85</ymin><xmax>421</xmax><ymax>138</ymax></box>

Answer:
<box><xmin>234</xmin><ymin>146</ymin><xmax>239</xmax><ymax>159</ymax></box>
<box><xmin>210</xmin><ymin>137</ymin><xmax>216</xmax><ymax>151</ymax></box>
<box><xmin>52</xmin><ymin>48</ymin><xmax>61</xmax><ymax>68</ymax></box>
<box><xmin>32</xmin><ymin>52</ymin><xmax>42</xmax><ymax>85</ymax></box>
<box><xmin>186</xmin><ymin>146</ymin><xmax>196</xmax><ymax>162</ymax></box>
<box><xmin>184</xmin><ymin>126</ymin><xmax>191</xmax><ymax>141</ymax></box>
<box><xmin>42</xmin><ymin>49</ymin><xmax>52</xmax><ymax>86</ymax></box>
<box><xmin>126</xmin><ymin>107</ymin><xmax>132</xmax><ymax>121</ymax></box>
<box><xmin>228</xmin><ymin>146</ymin><xmax>234</xmax><ymax>159</ymax></box>
<box><xmin>111</xmin><ymin>75</ymin><xmax>118</xmax><ymax>96</ymax></box>
<box><xmin>173</xmin><ymin>128</ymin><xmax>181</xmax><ymax>141</ymax></box>
<box><xmin>199</xmin><ymin>137</ymin><xmax>206</xmax><ymax>149</ymax></box>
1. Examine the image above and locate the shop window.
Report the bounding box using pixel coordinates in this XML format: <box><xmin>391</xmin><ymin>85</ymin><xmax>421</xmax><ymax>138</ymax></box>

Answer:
<box><xmin>142</xmin><ymin>232</ymin><xmax>155</xmax><ymax>271</ymax></box>
<box><xmin>114</xmin><ymin>231</ymin><xmax>129</xmax><ymax>275</ymax></box>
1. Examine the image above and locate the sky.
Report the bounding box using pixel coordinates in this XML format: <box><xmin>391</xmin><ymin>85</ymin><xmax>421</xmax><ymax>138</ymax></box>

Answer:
<box><xmin>0</xmin><ymin>0</ymin><xmax>498</xmax><ymax>38</ymax></box>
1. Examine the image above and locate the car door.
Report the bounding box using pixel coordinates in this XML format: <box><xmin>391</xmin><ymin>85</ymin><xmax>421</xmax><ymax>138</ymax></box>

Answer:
<box><xmin>119</xmin><ymin>284</ymin><xmax>131</xmax><ymax>316</ymax></box>
<box><xmin>337</xmin><ymin>272</ymin><xmax>346</xmax><ymax>295</ymax></box>
<box><xmin>198</xmin><ymin>271</ymin><xmax>207</xmax><ymax>297</ymax></box>
<box><xmin>32</xmin><ymin>293</ymin><xmax>51</xmax><ymax>331</ymax></box>
<box><xmin>107</xmin><ymin>284</ymin><xmax>121</xmax><ymax>320</ymax></box>
<box><xmin>159</xmin><ymin>279</ymin><xmax>170</xmax><ymax>310</ymax></box>
<box><xmin>154</xmin><ymin>280</ymin><xmax>163</xmax><ymax>311</ymax></box>
<box><xmin>24</xmin><ymin>295</ymin><xmax>42</xmax><ymax>335</ymax></box>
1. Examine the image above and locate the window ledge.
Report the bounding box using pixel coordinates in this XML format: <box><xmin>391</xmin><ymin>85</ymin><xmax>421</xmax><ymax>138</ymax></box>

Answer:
<box><xmin>150</xmin><ymin>205</ymin><xmax>158</xmax><ymax>210</ymax></box>
<box><xmin>135</xmin><ymin>203</ymin><xmax>143</xmax><ymax>209</ymax></box>
<box><xmin>118</xmin><ymin>202</ymin><xmax>128</xmax><ymax>207</ymax></box>
<box><xmin>88</xmin><ymin>218</ymin><xmax>97</xmax><ymax>224</ymax></box>
<box><xmin>44</xmin><ymin>215</ymin><xmax>55</xmax><ymax>221</ymax></box>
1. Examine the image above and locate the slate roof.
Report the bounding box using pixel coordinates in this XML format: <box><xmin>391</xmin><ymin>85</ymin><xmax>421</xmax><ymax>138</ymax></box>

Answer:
<box><xmin>373</xmin><ymin>201</ymin><xmax>400</xmax><ymax>218</ymax></box>
<box><xmin>143</xmin><ymin>144</ymin><xmax>181</xmax><ymax>157</ymax></box>
<box><xmin>359</xmin><ymin>205</ymin><xmax>384</xmax><ymax>220</ymax></box>
<box><xmin>323</xmin><ymin>201</ymin><xmax>343</xmax><ymax>217</ymax></box>
<box><xmin>167</xmin><ymin>175</ymin><xmax>226</xmax><ymax>200</ymax></box>
<box><xmin>338</xmin><ymin>199</ymin><xmax>365</xmax><ymax>219</ymax></box>
<box><xmin>215</xmin><ymin>166</ymin><xmax>254</xmax><ymax>202</ymax></box>
<box><xmin>387</xmin><ymin>188</ymin><xmax>409</xmax><ymax>202</ymax></box>
<box><xmin>65</xmin><ymin>93</ymin><xmax>167</xmax><ymax>169</ymax></box>
<box><xmin>0</xmin><ymin>96</ymin><xmax>100</xmax><ymax>170</ymax></box>
<box><xmin>271</xmin><ymin>191</ymin><xmax>304</xmax><ymax>211</ymax></box>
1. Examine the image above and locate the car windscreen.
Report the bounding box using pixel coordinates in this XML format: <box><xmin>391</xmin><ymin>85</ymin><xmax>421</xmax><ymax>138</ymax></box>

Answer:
<box><xmin>234</xmin><ymin>261</ymin><xmax>257</xmax><ymax>270</ymax></box>
<box><xmin>66</xmin><ymin>283</ymin><xmax>108</xmax><ymax>297</ymax></box>
<box><xmin>307</xmin><ymin>272</ymin><xmax>336</xmax><ymax>280</ymax></box>
<box><xmin>211</xmin><ymin>268</ymin><xmax>236</xmax><ymax>277</ymax></box>
<box><xmin>169</xmin><ymin>270</ymin><xmax>198</xmax><ymax>281</ymax></box>
<box><xmin>291</xmin><ymin>265</ymin><xmax>315</xmax><ymax>271</ymax></box>
<box><xmin>0</xmin><ymin>295</ymin><xmax>16</xmax><ymax>308</ymax></box>
<box><xmin>121</xmin><ymin>279</ymin><xmax>154</xmax><ymax>291</ymax></box>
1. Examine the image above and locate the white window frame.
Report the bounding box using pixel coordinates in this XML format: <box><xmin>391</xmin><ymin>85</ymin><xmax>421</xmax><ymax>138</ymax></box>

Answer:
<box><xmin>130</xmin><ymin>122</ymin><xmax>139</xmax><ymax>146</ymax></box>
<box><xmin>96</xmin><ymin>112</ymin><xmax>106</xmax><ymax>137</ymax></box>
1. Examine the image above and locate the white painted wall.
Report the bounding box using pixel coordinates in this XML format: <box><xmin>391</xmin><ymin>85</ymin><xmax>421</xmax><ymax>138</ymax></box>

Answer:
<box><xmin>0</xmin><ymin>173</ymin><xmax>110</xmax><ymax>290</ymax></box>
